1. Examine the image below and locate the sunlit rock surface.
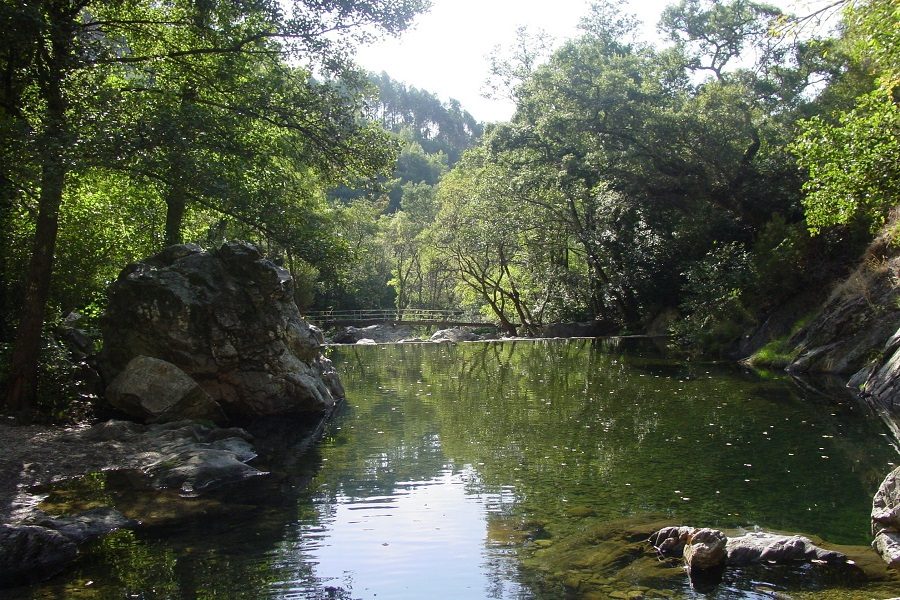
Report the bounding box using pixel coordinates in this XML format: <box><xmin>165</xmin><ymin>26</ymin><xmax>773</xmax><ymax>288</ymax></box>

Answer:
<box><xmin>106</xmin><ymin>355</ymin><xmax>226</xmax><ymax>424</ymax></box>
<box><xmin>101</xmin><ymin>241</ymin><xmax>343</xmax><ymax>422</ymax></box>
<box><xmin>683</xmin><ymin>528</ymin><xmax>727</xmax><ymax>571</ymax></box>
<box><xmin>651</xmin><ymin>526</ymin><xmax>847</xmax><ymax>567</ymax></box>
<box><xmin>873</xmin><ymin>465</ymin><xmax>900</xmax><ymax>568</ymax></box>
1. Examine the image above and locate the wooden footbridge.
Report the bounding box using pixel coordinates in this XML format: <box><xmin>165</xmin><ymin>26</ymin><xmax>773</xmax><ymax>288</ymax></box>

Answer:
<box><xmin>302</xmin><ymin>308</ymin><xmax>498</xmax><ymax>329</ymax></box>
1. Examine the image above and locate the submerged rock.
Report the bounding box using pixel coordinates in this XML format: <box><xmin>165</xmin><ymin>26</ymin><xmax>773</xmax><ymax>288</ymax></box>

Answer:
<box><xmin>31</xmin><ymin>507</ymin><xmax>137</xmax><ymax>545</ymax></box>
<box><xmin>872</xmin><ymin>465</ymin><xmax>900</xmax><ymax>568</ymax></box>
<box><xmin>0</xmin><ymin>524</ymin><xmax>77</xmax><ymax>587</ymax></box>
<box><xmin>101</xmin><ymin>241</ymin><xmax>343</xmax><ymax>422</ymax></box>
<box><xmin>73</xmin><ymin>419</ymin><xmax>265</xmax><ymax>496</ymax></box>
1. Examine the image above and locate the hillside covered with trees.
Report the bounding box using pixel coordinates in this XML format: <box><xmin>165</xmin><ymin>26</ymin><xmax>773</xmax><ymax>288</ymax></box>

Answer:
<box><xmin>1</xmin><ymin>0</ymin><xmax>898</xmax><ymax>421</ymax></box>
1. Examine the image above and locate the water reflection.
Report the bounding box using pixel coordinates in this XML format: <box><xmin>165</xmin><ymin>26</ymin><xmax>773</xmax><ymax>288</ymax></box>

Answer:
<box><xmin>13</xmin><ymin>339</ymin><xmax>900</xmax><ymax>599</ymax></box>
<box><xmin>271</xmin><ymin>468</ymin><xmax>525</xmax><ymax>599</ymax></box>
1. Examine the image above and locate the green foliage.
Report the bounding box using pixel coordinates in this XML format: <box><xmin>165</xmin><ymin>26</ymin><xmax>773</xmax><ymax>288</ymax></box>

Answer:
<box><xmin>0</xmin><ymin>327</ymin><xmax>93</xmax><ymax>424</ymax></box>
<box><xmin>744</xmin><ymin>313</ymin><xmax>814</xmax><ymax>368</ymax></box>
<box><xmin>672</xmin><ymin>242</ymin><xmax>755</xmax><ymax>353</ymax></box>
<box><xmin>793</xmin><ymin>89</ymin><xmax>900</xmax><ymax>233</ymax></box>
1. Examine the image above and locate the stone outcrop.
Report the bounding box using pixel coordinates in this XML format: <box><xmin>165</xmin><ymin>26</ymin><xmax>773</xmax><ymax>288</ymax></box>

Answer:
<box><xmin>74</xmin><ymin>419</ymin><xmax>266</xmax><ymax>496</ymax></box>
<box><xmin>855</xmin><ymin>327</ymin><xmax>900</xmax><ymax>409</ymax></box>
<box><xmin>101</xmin><ymin>242</ymin><xmax>343</xmax><ymax>422</ymax></box>
<box><xmin>651</xmin><ymin>526</ymin><xmax>847</xmax><ymax>570</ymax></box>
<box><xmin>872</xmin><ymin>465</ymin><xmax>900</xmax><ymax>569</ymax></box>
<box><xmin>787</xmin><ymin>236</ymin><xmax>900</xmax><ymax>377</ymax></box>
<box><xmin>0</xmin><ymin>419</ymin><xmax>265</xmax><ymax>588</ymax></box>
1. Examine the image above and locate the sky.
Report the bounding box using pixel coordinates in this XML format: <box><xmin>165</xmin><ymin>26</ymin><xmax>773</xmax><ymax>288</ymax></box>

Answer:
<box><xmin>355</xmin><ymin>0</ymin><xmax>819</xmax><ymax>123</ymax></box>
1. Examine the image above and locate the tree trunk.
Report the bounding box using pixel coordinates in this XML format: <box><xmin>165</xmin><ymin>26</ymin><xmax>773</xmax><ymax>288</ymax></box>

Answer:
<box><xmin>164</xmin><ymin>192</ymin><xmax>186</xmax><ymax>247</ymax></box>
<box><xmin>0</xmin><ymin>174</ymin><xmax>14</xmax><ymax>341</ymax></box>
<box><xmin>3</xmin><ymin>41</ymin><xmax>69</xmax><ymax>420</ymax></box>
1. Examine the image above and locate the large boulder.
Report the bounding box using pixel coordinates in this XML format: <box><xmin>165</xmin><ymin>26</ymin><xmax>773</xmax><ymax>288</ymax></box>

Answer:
<box><xmin>101</xmin><ymin>242</ymin><xmax>343</xmax><ymax>421</ymax></box>
<box><xmin>872</xmin><ymin>465</ymin><xmax>900</xmax><ymax>569</ymax></box>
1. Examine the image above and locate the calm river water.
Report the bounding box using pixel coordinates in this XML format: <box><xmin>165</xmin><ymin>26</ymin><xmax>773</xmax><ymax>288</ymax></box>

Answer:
<box><xmin>14</xmin><ymin>339</ymin><xmax>900</xmax><ymax>599</ymax></box>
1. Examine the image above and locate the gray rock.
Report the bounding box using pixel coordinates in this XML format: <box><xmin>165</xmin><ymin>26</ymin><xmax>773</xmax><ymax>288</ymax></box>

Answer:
<box><xmin>0</xmin><ymin>524</ymin><xmax>77</xmax><ymax>588</ymax></box>
<box><xmin>861</xmin><ymin>327</ymin><xmax>900</xmax><ymax>408</ymax></box>
<box><xmin>430</xmin><ymin>327</ymin><xmax>479</xmax><ymax>342</ymax></box>
<box><xmin>101</xmin><ymin>241</ymin><xmax>343</xmax><ymax>421</ymax></box>
<box><xmin>684</xmin><ymin>528</ymin><xmax>727</xmax><ymax>571</ymax></box>
<box><xmin>725</xmin><ymin>532</ymin><xmax>846</xmax><ymax>566</ymax></box>
<box><xmin>106</xmin><ymin>355</ymin><xmax>226</xmax><ymax>424</ymax></box>
<box><xmin>649</xmin><ymin>525</ymin><xmax>696</xmax><ymax>557</ymax></box>
<box><xmin>872</xmin><ymin>465</ymin><xmax>900</xmax><ymax>569</ymax></box>
<box><xmin>68</xmin><ymin>420</ymin><xmax>264</xmax><ymax>496</ymax></box>
<box><xmin>332</xmin><ymin>324</ymin><xmax>414</xmax><ymax>344</ymax></box>
<box><xmin>873</xmin><ymin>531</ymin><xmax>900</xmax><ymax>569</ymax></box>
<box><xmin>873</xmin><ymin>466</ymin><xmax>900</xmax><ymax>534</ymax></box>
<box><xmin>134</xmin><ymin>421</ymin><xmax>264</xmax><ymax>495</ymax></box>
<box><xmin>32</xmin><ymin>507</ymin><xmax>137</xmax><ymax>544</ymax></box>
<box><xmin>651</xmin><ymin>526</ymin><xmax>847</xmax><ymax>570</ymax></box>
<box><xmin>787</xmin><ymin>246</ymin><xmax>900</xmax><ymax>376</ymax></box>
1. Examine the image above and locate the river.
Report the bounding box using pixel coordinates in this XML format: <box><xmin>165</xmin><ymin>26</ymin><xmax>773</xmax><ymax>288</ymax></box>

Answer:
<box><xmin>14</xmin><ymin>339</ymin><xmax>900</xmax><ymax>599</ymax></box>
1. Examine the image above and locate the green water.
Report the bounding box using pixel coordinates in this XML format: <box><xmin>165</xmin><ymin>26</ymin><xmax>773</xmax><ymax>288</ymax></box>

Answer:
<box><xmin>11</xmin><ymin>339</ymin><xmax>900</xmax><ymax>599</ymax></box>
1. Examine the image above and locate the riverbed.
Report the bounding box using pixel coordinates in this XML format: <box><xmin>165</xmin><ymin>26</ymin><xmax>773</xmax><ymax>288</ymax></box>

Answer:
<box><xmin>10</xmin><ymin>338</ymin><xmax>900</xmax><ymax>599</ymax></box>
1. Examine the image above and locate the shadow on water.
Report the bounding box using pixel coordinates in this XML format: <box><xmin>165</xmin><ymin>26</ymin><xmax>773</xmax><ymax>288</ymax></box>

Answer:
<box><xmin>7</xmin><ymin>338</ymin><xmax>900</xmax><ymax>599</ymax></box>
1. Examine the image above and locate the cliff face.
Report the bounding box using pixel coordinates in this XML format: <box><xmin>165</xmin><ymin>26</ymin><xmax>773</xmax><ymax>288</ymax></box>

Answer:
<box><xmin>785</xmin><ymin>229</ymin><xmax>900</xmax><ymax>409</ymax></box>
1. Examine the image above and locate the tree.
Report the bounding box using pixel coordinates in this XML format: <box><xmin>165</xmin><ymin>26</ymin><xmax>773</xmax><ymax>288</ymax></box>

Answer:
<box><xmin>2</xmin><ymin>0</ymin><xmax>429</xmax><ymax>420</ymax></box>
<box><xmin>791</xmin><ymin>0</ymin><xmax>900</xmax><ymax>234</ymax></box>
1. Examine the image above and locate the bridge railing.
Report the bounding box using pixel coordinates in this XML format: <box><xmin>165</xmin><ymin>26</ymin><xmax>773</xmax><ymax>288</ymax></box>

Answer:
<box><xmin>303</xmin><ymin>308</ymin><xmax>491</xmax><ymax>325</ymax></box>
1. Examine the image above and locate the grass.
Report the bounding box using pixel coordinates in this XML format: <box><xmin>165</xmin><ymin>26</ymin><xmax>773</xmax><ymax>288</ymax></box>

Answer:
<box><xmin>744</xmin><ymin>311</ymin><xmax>816</xmax><ymax>369</ymax></box>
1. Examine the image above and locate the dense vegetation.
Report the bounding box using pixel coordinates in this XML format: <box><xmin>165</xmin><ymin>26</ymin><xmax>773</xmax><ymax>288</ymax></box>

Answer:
<box><xmin>1</xmin><ymin>0</ymin><xmax>897</xmax><ymax>421</ymax></box>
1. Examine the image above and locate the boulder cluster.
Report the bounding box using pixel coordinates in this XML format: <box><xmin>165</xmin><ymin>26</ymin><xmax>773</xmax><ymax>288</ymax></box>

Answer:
<box><xmin>649</xmin><ymin>526</ymin><xmax>849</xmax><ymax>576</ymax></box>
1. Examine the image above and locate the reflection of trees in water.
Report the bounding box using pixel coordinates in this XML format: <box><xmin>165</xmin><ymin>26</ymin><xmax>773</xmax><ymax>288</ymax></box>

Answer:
<box><xmin>44</xmin><ymin>341</ymin><xmax>900</xmax><ymax>597</ymax></box>
<box><xmin>334</xmin><ymin>341</ymin><xmax>896</xmax><ymax>546</ymax></box>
